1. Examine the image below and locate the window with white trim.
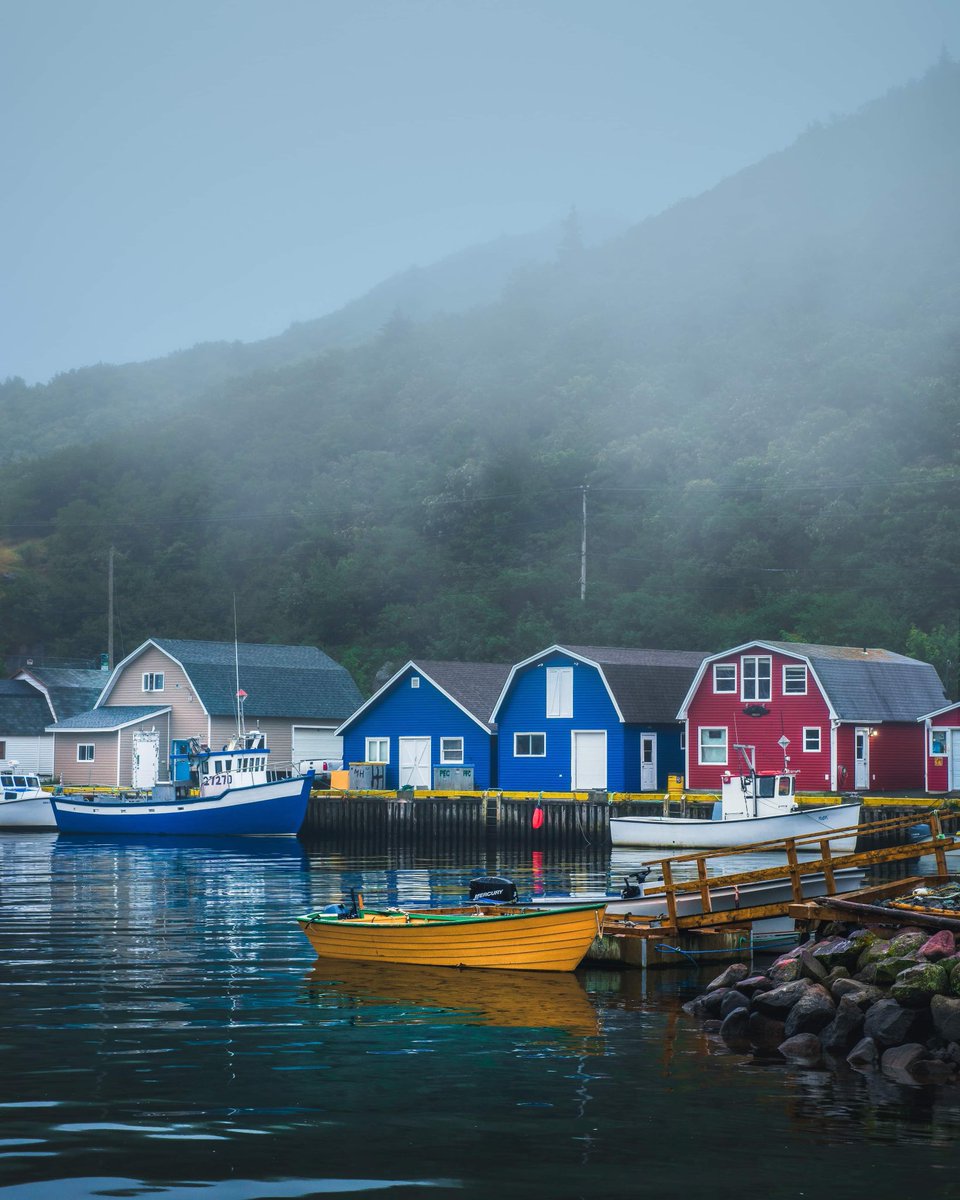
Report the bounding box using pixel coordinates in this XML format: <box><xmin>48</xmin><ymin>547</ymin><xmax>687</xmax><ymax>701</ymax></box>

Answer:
<box><xmin>440</xmin><ymin>737</ymin><xmax>464</xmax><ymax>764</ymax></box>
<box><xmin>142</xmin><ymin>672</ymin><xmax>164</xmax><ymax>692</ymax></box>
<box><xmin>546</xmin><ymin>667</ymin><xmax>573</xmax><ymax>718</ymax></box>
<box><xmin>515</xmin><ymin>732</ymin><xmax>546</xmax><ymax>757</ymax></box>
<box><xmin>783</xmin><ymin>665</ymin><xmax>807</xmax><ymax>695</ymax></box>
<box><xmin>803</xmin><ymin>727</ymin><xmax>821</xmax><ymax>752</ymax></box>
<box><xmin>931</xmin><ymin>730</ymin><xmax>948</xmax><ymax>756</ymax></box>
<box><xmin>365</xmin><ymin>737</ymin><xmax>389</xmax><ymax>763</ymax></box>
<box><xmin>410</xmin><ymin>677</ymin><xmax>420</xmax><ymax>688</ymax></box>
<box><xmin>698</xmin><ymin>727</ymin><xmax>727</xmax><ymax>764</ymax></box>
<box><xmin>713</xmin><ymin>663</ymin><xmax>736</xmax><ymax>693</ymax></box>
<box><xmin>741</xmin><ymin>656</ymin><xmax>771</xmax><ymax>701</ymax></box>
<box><xmin>77</xmin><ymin>743</ymin><xmax>95</xmax><ymax>762</ymax></box>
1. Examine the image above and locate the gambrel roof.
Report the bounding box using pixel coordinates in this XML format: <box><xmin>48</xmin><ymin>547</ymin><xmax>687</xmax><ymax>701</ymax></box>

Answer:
<box><xmin>679</xmin><ymin>641</ymin><xmax>949</xmax><ymax>722</ymax></box>
<box><xmin>15</xmin><ymin>667</ymin><xmax>109</xmax><ymax>720</ymax></box>
<box><xmin>492</xmin><ymin>645</ymin><xmax>709</xmax><ymax>725</ymax></box>
<box><xmin>102</xmin><ymin>638</ymin><xmax>363</xmax><ymax>720</ymax></box>
<box><xmin>0</xmin><ymin>679</ymin><xmax>52</xmax><ymax>735</ymax></box>
<box><xmin>338</xmin><ymin>660</ymin><xmax>511</xmax><ymax>734</ymax></box>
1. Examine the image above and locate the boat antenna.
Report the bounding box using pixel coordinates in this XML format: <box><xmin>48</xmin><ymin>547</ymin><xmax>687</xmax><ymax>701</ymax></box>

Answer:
<box><xmin>233</xmin><ymin>594</ymin><xmax>246</xmax><ymax>739</ymax></box>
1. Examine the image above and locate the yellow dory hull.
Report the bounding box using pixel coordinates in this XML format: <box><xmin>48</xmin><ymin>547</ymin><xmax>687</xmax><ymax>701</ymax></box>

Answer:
<box><xmin>296</xmin><ymin>903</ymin><xmax>606</xmax><ymax>972</ymax></box>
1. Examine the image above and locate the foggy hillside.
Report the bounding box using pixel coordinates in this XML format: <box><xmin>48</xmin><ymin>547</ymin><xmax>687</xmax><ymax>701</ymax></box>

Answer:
<box><xmin>1</xmin><ymin>61</ymin><xmax>958</xmax><ymax>692</ymax></box>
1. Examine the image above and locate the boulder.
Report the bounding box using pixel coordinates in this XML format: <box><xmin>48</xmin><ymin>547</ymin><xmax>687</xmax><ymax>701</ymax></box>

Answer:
<box><xmin>890</xmin><ymin>962</ymin><xmax>950</xmax><ymax>1007</ymax></box>
<box><xmin>698</xmin><ymin>987</ymin><xmax>736</xmax><ymax>1017</ymax></box>
<box><xmin>783</xmin><ymin>985</ymin><xmax>836</xmax><ymax>1038</ymax></box>
<box><xmin>864</xmin><ymin>998</ymin><xmax>925</xmax><ymax>1048</ymax></box>
<box><xmin>820</xmin><ymin>995</ymin><xmax>866</xmax><ymax>1054</ymax></box>
<box><xmin>719</xmin><ymin>1007</ymin><xmax>751</xmax><ymax>1049</ymax></box>
<box><xmin>747</xmin><ymin>1011</ymin><xmax>787</xmax><ymax>1054</ymax></box>
<box><xmin>778</xmin><ymin>1033</ymin><xmax>823</xmax><ymax>1064</ymax></box>
<box><xmin>947</xmin><ymin>959</ymin><xmax>960</xmax><ymax>997</ymax></box>
<box><xmin>811</xmin><ymin>937</ymin><xmax>865</xmax><ymax>973</ymax></box>
<box><xmin>767</xmin><ymin>956</ymin><xmax>802</xmax><ymax>985</ymax></box>
<box><xmin>847</xmin><ymin>1036</ymin><xmax>880</xmax><ymax>1069</ymax></box>
<box><xmin>880</xmin><ymin>1043</ymin><xmax>927</xmax><ymax>1084</ymax></box>
<box><xmin>919</xmin><ymin>930</ymin><xmax>956</xmax><ymax>961</ymax></box>
<box><xmin>706</xmin><ymin>963</ymin><xmax>751</xmax><ymax>991</ymax></box>
<box><xmin>831</xmin><ymin>979</ymin><xmax>884</xmax><ymax>1009</ymax></box>
<box><xmin>719</xmin><ymin>990</ymin><xmax>752</xmax><ymax>1019</ymax></box>
<box><xmin>930</xmin><ymin>995</ymin><xmax>960</xmax><ymax>1044</ymax></box>
<box><xmin>736</xmin><ymin>974</ymin><xmax>775</xmax><ymax>996</ymax></box>
<box><xmin>753</xmin><ymin>979</ymin><xmax>811</xmax><ymax>1017</ymax></box>
<box><xmin>872</xmin><ymin>956</ymin><xmax>924</xmax><ymax>986</ymax></box>
<box><xmin>887</xmin><ymin>929</ymin><xmax>930</xmax><ymax>957</ymax></box>
<box><xmin>911</xmin><ymin>1058</ymin><xmax>957</xmax><ymax>1085</ymax></box>
<box><xmin>825</xmin><ymin>966</ymin><xmax>851</xmax><ymax>986</ymax></box>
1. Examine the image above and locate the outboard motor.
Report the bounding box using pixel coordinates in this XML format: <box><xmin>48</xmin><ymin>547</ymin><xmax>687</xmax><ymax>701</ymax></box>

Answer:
<box><xmin>619</xmin><ymin>868</ymin><xmax>651</xmax><ymax>901</ymax></box>
<box><xmin>468</xmin><ymin>876</ymin><xmax>518</xmax><ymax>904</ymax></box>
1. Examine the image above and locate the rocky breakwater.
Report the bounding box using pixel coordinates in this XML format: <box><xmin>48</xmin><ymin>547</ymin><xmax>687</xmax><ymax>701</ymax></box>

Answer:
<box><xmin>684</xmin><ymin>926</ymin><xmax>960</xmax><ymax>1085</ymax></box>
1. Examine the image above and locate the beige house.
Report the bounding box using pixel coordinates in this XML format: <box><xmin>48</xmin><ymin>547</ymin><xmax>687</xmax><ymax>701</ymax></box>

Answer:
<box><xmin>48</xmin><ymin>638</ymin><xmax>363</xmax><ymax>789</ymax></box>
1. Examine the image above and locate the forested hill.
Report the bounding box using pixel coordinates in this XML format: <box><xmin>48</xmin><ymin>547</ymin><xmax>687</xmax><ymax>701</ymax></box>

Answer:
<box><xmin>1</xmin><ymin>60</ymin><xmax>958</xmax><ymax>695</ymax></box>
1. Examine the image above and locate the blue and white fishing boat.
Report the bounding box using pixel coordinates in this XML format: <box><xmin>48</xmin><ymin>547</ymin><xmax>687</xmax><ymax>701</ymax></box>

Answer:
<box><xmin>0</xmin><ymin>761</ymin><xmax>56</xmax><ymax>829</ymax></box>
<box><xmin>50</xmin><ymin>730</ymin><xmax>314</xmax><ymax>836</ymax></box>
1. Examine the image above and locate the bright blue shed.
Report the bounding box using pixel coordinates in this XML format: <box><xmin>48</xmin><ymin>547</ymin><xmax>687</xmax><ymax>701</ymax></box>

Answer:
<box><xmin>492</xmin><ymin>645</ymin><xmax>707</xmax><ymax>794</ymax></box>
<box><xmin>337</xmin><ymin>660</ymin><xmax>510</xmax><ymax>790</ymax></box>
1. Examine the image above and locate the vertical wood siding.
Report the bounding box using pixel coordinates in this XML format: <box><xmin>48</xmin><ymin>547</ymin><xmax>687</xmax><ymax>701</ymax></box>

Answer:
<box><xmin>341</xmin><ymin>668</ymin><xmax>494</xmax><ymax>789</ymax></box>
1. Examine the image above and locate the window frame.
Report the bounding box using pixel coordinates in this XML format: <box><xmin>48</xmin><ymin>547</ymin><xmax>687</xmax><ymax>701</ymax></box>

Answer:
<box><xmin>142</xmin><ymin>671</ymin><xmax>165</xmax><ymax>693</ymax></box>
<box><xmin>514</xmin><ymin>732</ymin><xmax>546</xmax><ymax>757</ymax></box>
<box><xmin>803</xmin><ymin>727</ymin><xmax>821</xmax><ymax>753</ymax></box>
<box><xmin>930</xmin><ymin>729</ymin><xmax>948</xmax><ymax>756</ymax></box>
<box><xmin>365</xmin><ymin>737</ymin><xmax>389</xmax><ymax>763</ymax></box>
<box><xmin>698</xmin><ymin>727</ymin><xmax>728</xmax><ymax>765</ymax></box>
<box><xmin>77</xmin><ymin>743</ymin><xmax>95</xmax><ymax>763</ymax></box>
<box><xmin>783</xmin><ymin>664</ymin><xmax>808</xmax><ymax>695</ymax></box>
<box><xmin>546</xmin><ymin>666</ymin><xmax>573</xmax><ymax>718</ymax></box>
<box><xmin>439</xmin><ymin>737</ymin><xmax>464</xmax><ymax>764</ymax></box>
<box><xmin>741</xmin><ymin>655</ymin><xmax>772</xmax><ymax>702</ymax></box>
<box><xmin>713</xmin><ymin>663</ymin><xmax>737</xmax><ymax>694</ymax></box>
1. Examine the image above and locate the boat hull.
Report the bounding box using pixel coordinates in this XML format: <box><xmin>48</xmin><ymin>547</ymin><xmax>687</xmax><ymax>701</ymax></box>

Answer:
<box><xmin>51</xmin><ymin>776</ymin><xmax>311</xmax><ymax>836</ymax></box>
<box><xmin>609</xmin><ymin>802</ymin><xmax>862</xmax><ymax>850</ymax></box>
<box><xmin>0</xmin><ymin>792</ymin><xmax>57</xmax><ymax>829</ymax></box>
<box><xmin>297</xmin><ymin>904</ymin><xmax>606</xmax><ymax>972</ymax></box>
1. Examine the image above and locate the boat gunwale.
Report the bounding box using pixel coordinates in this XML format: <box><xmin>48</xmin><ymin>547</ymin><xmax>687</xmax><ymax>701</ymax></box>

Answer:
<box><xmin>296</xmin><ymin>902</ymin><xmax>607</xmax><ymax>929</ymax></box>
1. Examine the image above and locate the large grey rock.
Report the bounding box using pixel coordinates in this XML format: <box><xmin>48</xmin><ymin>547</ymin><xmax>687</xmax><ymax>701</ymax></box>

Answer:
<box><xmin>847</xmin><ymin>1036</ymin><xmax>880</xmax><ymax>1069</ymax></box>
<box><xmin>931</xmin><ymin>995</ymin><xmax>960</xmax><ymax>1043</ymax></box>
<box><xmin>820</xmin><ymin>995</ymin><xmax>866</xmax><ymax>1054</ymax></box>
<box><xmin>831</xmin><ymin>978</ymin><xmax>884</xmax><ymax>1009</ymax></box>
<box><xmin>699</xmin><ymin>987</ymin><xmax>736</xmax><ymax>1017</ymax></box>
<box><xmin>881</xmin><ymin>1043</ymin><xmax>927</xmax><ymax>1084</ymax></box>
<box><xmin>767</xmin><ymin>956</ymin><xmax>802</xmax><ymax>984</ymax></box>
<box><xmin>778</xmin><ymin>1033</ymin><xmax>823</xmax><ymax>1064</ymax></box>
<box><xmin>873</xmin><ymin>956</ymin><xmax>925</xmax><ymax>986</ymax></box>
<box><xmin>891</xmin><ymin>962</ymin><xmax>949</xmax><ymax>1008</ymax></box>
<box><xmin>812</xmin><ymin>937</ymin><xmax>865</xmax><ymax>973</ymax></box>
<box><xmin>784</xmin><ymin>985</ymin><xmax>836</xmax><ymax>1038</ymax></box>
<box><xmin>753</xmin><ymin>979</ymin><xmax>811</xmax><ymax>1017</ymax></box>
<box><xmin>719</xmin><ymin>990</ymin><xmax>751</xmax><ymax>1019</ymax></box>
<box><xmin>911</xmin><ymin>1058</ymin><xmax>957</xmax><ymax>1085</ymax></box>
<box><xmin>797</xmin><ymin>948</ymin><xmax>829</xmax><ymax>984</ymax></box>
<box><xmin>864</xmin><ymin>999</ymin><xmax>924</xmax><ymax>1048</ymax></box>
<box><xmin>719</xmin><ymin>1006</ymin><xmax>751</xmax><ymax>1049</ymax></box>
<box><xmin>747</xmin><ymin>1011</ymin><xmax>787</xmax><ymax>1054</ymax></box>
<box><xmin>736</xmin><ymin>975</ymin><xmax>775</xmax><ymax>997</ymax></box>
<box><xmin>888</xmin><ymin>929</ymin><xmax>931</xmax><ymax>957</ymax></box>
<box><xmin>706</xmin><ymin>963</ymin><xmax>751</xmax><ymax>991</ymax></box>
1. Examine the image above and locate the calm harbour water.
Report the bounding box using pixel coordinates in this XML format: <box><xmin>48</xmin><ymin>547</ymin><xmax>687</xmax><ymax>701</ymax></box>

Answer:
<box><xmin>2</xmin><ymin>834</ymin><xmax>960</xmax><ymax>1200</ymax></box>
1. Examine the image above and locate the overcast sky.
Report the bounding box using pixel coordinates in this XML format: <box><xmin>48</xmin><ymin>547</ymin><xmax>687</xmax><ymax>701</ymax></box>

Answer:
<box><xmin>2</xmin><ymin>0</ymin><xmax>958</xmax><ymax>384</ymax></box>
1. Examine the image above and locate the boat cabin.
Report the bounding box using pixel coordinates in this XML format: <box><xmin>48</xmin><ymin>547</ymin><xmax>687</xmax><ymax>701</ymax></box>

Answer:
<box><xmin>0</xmin><ymin>760</ymin><xmax>43</xmax><ymax>800</ymax></box>
<box><xmin>171</xmin><ymin>730</ymin><xmax>272</xmax><ymax>798</ymax></box>
<box><xmin>720</xmin><ymin>768</ymin><xmax>797</xmax><ymax>820</ymax></box>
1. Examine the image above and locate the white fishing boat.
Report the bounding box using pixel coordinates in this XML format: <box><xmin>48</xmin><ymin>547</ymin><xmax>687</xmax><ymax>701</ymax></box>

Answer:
<box><xmin>0</xmin><ymin>761</ymin><xmax>56</xmax><ymax>829</ymax></box>
<box><xmin>610</xmin><ymin>747</ymin><xmax>861</xmax><ymax>851</ymax></box>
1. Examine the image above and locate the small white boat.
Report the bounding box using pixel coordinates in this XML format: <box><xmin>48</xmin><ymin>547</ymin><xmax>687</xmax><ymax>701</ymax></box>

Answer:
<box><xmin>0</xmin><ymin>762</ymin><xmax>55</xmax><ymax>829</ymax></box>
<box><xmin>610</xmin><ymin>756</ymin><xmax>861</xmax><ymax>851</ymax></box>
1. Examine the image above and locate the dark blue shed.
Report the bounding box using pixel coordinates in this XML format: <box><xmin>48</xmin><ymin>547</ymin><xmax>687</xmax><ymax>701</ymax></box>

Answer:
<box><xmin>336</xmin><ymin>660</ymin><xmax>510</xmax><ymax>790</ymax></box>
<box><xmin>492</xmin><ymin>645</ymin><xmax>707</xmax><ymax>794</ymax></box>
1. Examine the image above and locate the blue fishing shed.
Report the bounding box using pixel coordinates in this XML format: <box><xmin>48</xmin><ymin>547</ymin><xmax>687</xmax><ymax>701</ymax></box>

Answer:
<box><xmin>492</xmin><ymin>645</ymin><xmax>708</xmax><ymax>794</ymax></box>
<box><xmin>337</xmin><ymin>660</ymin><xmax>511</xmax><ymax>790</ymax></box>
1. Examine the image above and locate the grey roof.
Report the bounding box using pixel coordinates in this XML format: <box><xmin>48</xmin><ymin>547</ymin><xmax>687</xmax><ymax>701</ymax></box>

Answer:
<box><xmin>560</xmin><ymin>646</ymin><xmax>709</xmax><ymax>724</ymax></box>
<box><xmin>409</xmin><ymin>661</ymin><xmax>512</xmax><ymax>728</ymax></box>
<box><xmin>17</xmin><ymin>668</ymin><xmax>108</xmax><ymax>720</ymax></box>
<box><xmin>149</xmin><ymin>638</ymin><xmax>363</xmax><ymax>719</ymax></box>
<box><xmin>762</xmin><ymin>642</ymin><xmax>948</xmax><ymax>721</ymax></box>
<box><xmin>49</xmin><ymin>705</ymin><xmax>171</xmax><ymax>732</ymax></box>
<box><xmin>0</xmin><ymin>680</ymin><xmax>52</xmax><ymax>735</ymax></box>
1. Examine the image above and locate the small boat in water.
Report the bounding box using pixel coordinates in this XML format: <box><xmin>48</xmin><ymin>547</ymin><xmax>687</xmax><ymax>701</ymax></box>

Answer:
<box><xmin>51</xmin><ymin>731</ymin><xmax>313</xmax><ymax>837</ymax></box>
<box><xmin>0</xmin><ymin>762</ymin><xmax>55</xmax><ymax>829</ymax></box>
<box><xmin>610</xmin><ymin>753</ymin><xmax>861</xmax><ymax>851</ymax></box>
<box><xmin>297</xmin><ymin>885</ymin><xmax>606</xmax><ymax>972</ymax></box>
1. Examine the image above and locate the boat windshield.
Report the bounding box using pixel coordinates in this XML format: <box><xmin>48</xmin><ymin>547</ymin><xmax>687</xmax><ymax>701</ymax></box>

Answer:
<box><xmin>756</xmin><ymin>775</ymin><xmax>777</xmax><ymax>798</ymax></box>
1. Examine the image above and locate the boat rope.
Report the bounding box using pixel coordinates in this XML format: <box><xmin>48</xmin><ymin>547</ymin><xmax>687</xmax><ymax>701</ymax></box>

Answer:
<box><xmin>654</xmin><ymin>937</ymin><xmax>749</xmax><ymax>966</ymax></box>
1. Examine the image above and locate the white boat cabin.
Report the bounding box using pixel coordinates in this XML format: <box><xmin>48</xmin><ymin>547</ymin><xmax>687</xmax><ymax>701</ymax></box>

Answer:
<box><xmin>172</xmin><ymin>731</ymin><xmax>272</xmax><ymax>797</ymax></box>
<box><xmin>718</xmin><ymin>744</ymin><xmax>798</xmax><ymax>820</ymax></box>
<box><xmin>0</xmin><ymin>760</ymin><xmax>45</xmax><ymax>801</ymax></box>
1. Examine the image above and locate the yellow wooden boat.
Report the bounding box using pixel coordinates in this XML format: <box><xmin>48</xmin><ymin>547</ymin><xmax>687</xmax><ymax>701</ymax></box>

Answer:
<box><xmin>296</xmin><ymin>897</ymin><xmax>606</xmax><ymax>972</ymax></box>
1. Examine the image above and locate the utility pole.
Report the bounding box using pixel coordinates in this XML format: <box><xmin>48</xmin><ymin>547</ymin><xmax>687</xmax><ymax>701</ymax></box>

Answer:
<box><xmin>107</xmin><ymin>546</ymin><xmax>115</xmax><ymax>669</ymax></box>
<box><xmin>579</xmin><ymin>484</ymin><xmax>588</xmax><ymax>601</ymax></box>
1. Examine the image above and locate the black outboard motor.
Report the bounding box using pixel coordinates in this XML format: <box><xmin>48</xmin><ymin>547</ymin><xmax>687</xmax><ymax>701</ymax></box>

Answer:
<box><xmin>468</xmin><ymin>876</ymin><xmax>518</xmax><ymax>904</ymax></box>
<box><xmin>619</xmin><ymin>868</ymin><xmax>651</xmax><ymax>900</ymax></box>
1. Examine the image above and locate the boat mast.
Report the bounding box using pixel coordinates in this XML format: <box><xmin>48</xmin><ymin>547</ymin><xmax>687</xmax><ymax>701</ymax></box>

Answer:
<box><xmin>233</xmin><ymin>595</ymin><xmax>246</xmax><ymax>740</ymax></box>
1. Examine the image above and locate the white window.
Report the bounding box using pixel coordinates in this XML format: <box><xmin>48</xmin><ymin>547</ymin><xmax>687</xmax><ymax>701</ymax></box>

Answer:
<box><xmin>698</xmin><ymin>727</ymin><xmax>727</xmax><ymax>764</ymax></box>
<box><xmin>365</xmin><ymin>737</ymin><xmax>389</xmax><ymax>763</ymax></box>
<box><xmin>931</xmin><ymin>730</ymin><xmax>948</xmax><ymax>756</ymax></box>
<box><xmin>546</xmin><ymin>667</ymin><xmax>573</xmax><ymax>718</ymax></box>
<box><xmin>803</xmin><ymin>727</ymin><xmax>821</xmax><ymax>752</ymax></box>
<box><xmin>783</xmin><ymin>665</ymin><xmax>807</xmax><ymax>695</ymax></box>
<box><xmin>142</xmin><ymin>672</ymin><xmax>164</xmax><ymax>692</ymax></box>
<box><xmin>411</xmin><ymin>677</ymin><xmax>420</xmax><ymax>688</ymax></box>
<box><xmin>515</xmin><ymin>732</ymin><xmax>546</xmax><ymax>757</ymax></box>
<box><xmin>741</xmin><ymin>656</ymin><xmax>771</xmax><ymax>701</ymax></box>
<box><xmin>713</xmin><ymin>663</ymin><xmax>736</xmax><ymax>693</ymax></box>
<box><xmin>440</xmin><ymin>737</ymin><xmax>464</xmax><ymax>764</ymax></box>
<box><xmin>77</xmin><ymin>744</ymin><xmax>95</xmax><ymax>762</ymax></box>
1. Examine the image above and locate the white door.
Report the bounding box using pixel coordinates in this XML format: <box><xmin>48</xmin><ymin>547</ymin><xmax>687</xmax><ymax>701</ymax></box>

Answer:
<box><xmin>399</xmin><ymin>737</ymin><xmax>431</xmax><ymax>789</ymax></box>
<box><xmin>292</xmin><ymin>726</ymin><xmax>343</xmax><ymax>770</ymax></box>
<box><xmin>571</xmin><ymin>731</ymin><xmax>607</xmax><ymax>791</ymax></box>
<box><xmin>854</xmin><ymin>727</ymin><xmax>870</xmax><ymax>789</ymax></box>
<box><xmin>951</xmin><ymin>731</ymin><xmax>960</xmax><ymax>791</ymax></box>
<box><xmin>132</xmin><ymin>730</ymin><xmax>160</xmax><ymax>789</ymax></box>
<box><xmin>640</xmin><ymin>734</ymin><xmax>657</xmax><ymax>791</ymax></box>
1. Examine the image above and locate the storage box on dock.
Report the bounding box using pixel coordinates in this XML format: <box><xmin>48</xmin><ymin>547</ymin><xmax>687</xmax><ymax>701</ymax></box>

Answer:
<box><xmin>433</xmin><ymin>765</ymin><xmax>475</xmax><ymax>790</ymax></box>
<box><xmin>348</xmin><ymin>762</ymin><xmax>387</xmax><ymax>790</ymax></box>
